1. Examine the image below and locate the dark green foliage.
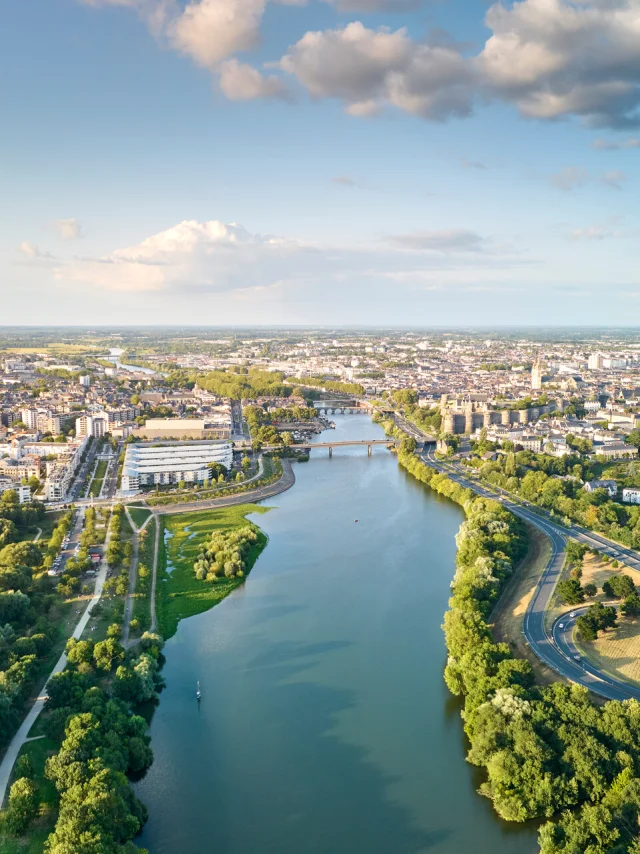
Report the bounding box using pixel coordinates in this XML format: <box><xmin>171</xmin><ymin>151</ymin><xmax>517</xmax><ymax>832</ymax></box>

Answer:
<box><xmin>603</xmin><ymin>575</ymin><xmax>636</xmax><ymax>599</ymax></box>
<box><xmin>557</xmin><ymin>578</ymin><xmax>586</xmax><ymax>605</ymax></box>
<box><xmin>5</xmin><ymin>776</ymin><xmax>39</xmax><ymax>835</ymax></box>
<box><xmin>621</xmin><ymin>594</ymin><xmax>640</xmax><ymax>617</ymax></box>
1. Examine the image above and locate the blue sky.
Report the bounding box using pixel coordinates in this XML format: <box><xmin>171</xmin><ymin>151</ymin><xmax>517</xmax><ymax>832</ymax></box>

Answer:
<box><xmin>2</xmin><ymin>0</ymin><xmax>640</xmax><ymax>325</ymax></box>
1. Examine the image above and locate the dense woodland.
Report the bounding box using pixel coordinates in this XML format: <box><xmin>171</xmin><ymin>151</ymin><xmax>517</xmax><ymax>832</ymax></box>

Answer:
<box><xmin>0</xmin><ymin>493</ymin><xmax>64</xmax><ymax>749</ymax></box>
<box><xmin>398</xmin><ymin>446</ymin><xmax>640</xmax><ymax>853</ymax></box>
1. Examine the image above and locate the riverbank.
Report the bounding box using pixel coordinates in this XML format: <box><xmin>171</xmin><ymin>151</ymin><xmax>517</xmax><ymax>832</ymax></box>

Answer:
<box><xmin>397</xmin><ymin>446</ymin><xmax>640</xmax><ymax>851</ymax></box>
<box><xmin>155</xmin><ymin>505</ymin><xmax>269</xmax><ymax>641</ymax></box>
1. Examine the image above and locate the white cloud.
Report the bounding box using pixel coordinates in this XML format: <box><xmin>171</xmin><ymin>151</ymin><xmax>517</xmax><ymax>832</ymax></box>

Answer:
<box><xmin>549</xmin><ymin>167</ymin><xmax>627</xmax><ymax>191</ymax></box>
<box><xmin>18</xmin><ymin>242</ymin><xmax>54</xmax><ymax>261</ymax></box>
<box><xmin>78</xmin><ymin>0</ymin><xmax>640</xmax><ymax>127</ymax></box>
<box><xmin>218</xmin><ymin>59</ymin><xmax>289</xmax><ymax>100</ymax></box>
<box><xmin>602</xmin><ymin>169</ymin><xmax>626</xmax><ymax>189</ymax></box>
<box><xmin>569</xmin><ymin>225</ymin><xmax>626</xmax><ymax>241</ymax></box>
<box><xmin>169</xmin><ymin>0</ymin><xmax>265</xmax><ymax>69</ymax></box>
<box><xmin>386</xmin><ymin>228</ymin><xmax>487</xmax><ymax>252</ymax></box>
<box><xmin>593</xmin><ymin>137</ymin><xmax>640</xmax><ymax>150</ymax></box>
<box><xmin>479</xmin><ymin>0</ymin><xmax>640</xmax><ymax>128</ymax></box>
<box><xmin>50</xmin><ymin>218</ymin><xmax>523</xmax><ymax>296</ymax></box>
<box><xmin>280</xmin><ymin>22</ymin><xmax>474</xmax><ymax>119</ymax></box>
<box><xmin>52</xmin><ymin>218</ymin><xmax>83</xmax><ymax>240</ymax></box>
<box><xmin>550</xmin><ymin>167</ymin><xmax>590</xmax><ymax>191</ymax></box>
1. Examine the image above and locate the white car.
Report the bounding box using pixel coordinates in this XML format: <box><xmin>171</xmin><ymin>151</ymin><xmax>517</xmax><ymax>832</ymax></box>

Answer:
<box><xmin>558</xmin><ymin>623</ymin><xmax>564</xmax><ymax>629</ymax></box>
<box><xmin>574</xmin><ymin>654</ymin><xmax>581</xmax><ymax>662</ymax></box>
<box><xmin>570</xmin><ymin>612</ymin><xmax>576</xmax><ymax>618</ymax></box>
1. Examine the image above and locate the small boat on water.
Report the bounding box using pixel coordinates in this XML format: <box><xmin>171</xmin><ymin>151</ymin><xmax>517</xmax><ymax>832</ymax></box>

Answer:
<box><xmin>354</xmin><ymin>519</ymin><xmax>358</xmax><ymax>523</ymax></box>
<box><xmin>196</xmin><ymin>681</ymin><xmax>201</xmax><ymax>700</ymax></box>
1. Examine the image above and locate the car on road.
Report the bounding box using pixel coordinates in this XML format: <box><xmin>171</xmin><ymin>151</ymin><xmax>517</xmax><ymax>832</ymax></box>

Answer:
<box><xmin>558</xmin><ymin>623</ymin><xmax>564</xmax><ymax>629</ymax></box>
<box><xmin>612</xmin><ymin>551</ymin><xmax>620</xmax><ymax>557</ymax></box>
<box><xmin>574</xmin><ymin>654</ymin><xmax>581</xmax><ymax>661</ymax></box>
<box><xmin>570</xmin><ymin>612</ymin><xmax>576</xmax><ymax>618</ymax></box>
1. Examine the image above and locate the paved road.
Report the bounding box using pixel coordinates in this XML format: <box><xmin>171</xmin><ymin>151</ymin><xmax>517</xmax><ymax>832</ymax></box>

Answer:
<box><xmin>0</xmin><ymin>504</ymin><xmax>113</xmax><ymax>808</ymax></box>
<box><xmin>419</xmin><ymin>443</ymin><xmax>640</xmax><ymax>701</ymax></box>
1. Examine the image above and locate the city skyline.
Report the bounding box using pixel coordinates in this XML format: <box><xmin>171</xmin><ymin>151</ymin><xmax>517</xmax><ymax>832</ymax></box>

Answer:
<box><xmin>3</xmin><ymin>0</ymin><xmax>640</xmax><ymax>325</ymax></box>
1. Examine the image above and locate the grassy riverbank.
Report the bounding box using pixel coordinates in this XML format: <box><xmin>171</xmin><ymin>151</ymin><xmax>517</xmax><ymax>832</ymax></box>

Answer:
<box><xmin>156</xmin><ymin>505</ymin><xmax>268</xmax><ymax>640</ymax></box>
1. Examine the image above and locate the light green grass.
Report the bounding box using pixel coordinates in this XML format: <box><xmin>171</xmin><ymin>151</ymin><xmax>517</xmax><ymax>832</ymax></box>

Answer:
<box><xmin>88</xmin><ymin>460</ymin><xmax>108</xmax><ymax>498</ymax></box>
<box><xmin>156</xmin><ymin>505</ymin><xmax>268</xmax><ymax>640</ymax></box>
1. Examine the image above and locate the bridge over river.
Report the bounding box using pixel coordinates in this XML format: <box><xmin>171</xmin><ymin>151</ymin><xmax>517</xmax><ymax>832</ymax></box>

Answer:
<box><xmin>261</xmin><ymin>438</ymin><xmax>396</xmax><ymax>456</ymax></box>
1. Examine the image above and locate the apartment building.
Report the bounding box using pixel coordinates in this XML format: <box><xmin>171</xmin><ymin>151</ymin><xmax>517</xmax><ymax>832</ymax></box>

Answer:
<box><xmin>75</xmin><ymin>412</ymin><xmax>109</xmax><ymax>439</ymax></box>
<box><xmin>43</xmin><ymin>436</ymin><xmax>88</xmax><ymax>501</ymax></box>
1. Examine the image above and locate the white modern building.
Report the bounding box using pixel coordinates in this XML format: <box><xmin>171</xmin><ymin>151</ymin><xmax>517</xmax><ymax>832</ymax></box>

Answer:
<box><xmin>623</xmin><ymin>488</ymin><xmax>640</xmax><ymax>505</ymax></box>
<box><xmin>121</xmin><ymin>441</ymin><xmax>233</xmax><ymax>494</ymax></box>
<box><xmin>75</xmin><ymin>413</ymin><xmax>109</xmax><ymax>439</ymax></box>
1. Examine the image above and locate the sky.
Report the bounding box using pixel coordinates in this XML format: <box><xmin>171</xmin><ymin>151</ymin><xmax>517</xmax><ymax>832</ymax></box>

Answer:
<box><xmin>2</xmin><ymin>0</ymin><xmax>640</xmax><ymax>326</ymax></box>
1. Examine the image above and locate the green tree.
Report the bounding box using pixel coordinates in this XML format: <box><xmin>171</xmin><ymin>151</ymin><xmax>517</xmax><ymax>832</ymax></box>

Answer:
<box><xmin>5</xmin><ymin>777</ymin><xmax>39</xmax><ymax>834</ymax></box>
<box><xmin>556</xmin><ymin>578</ymin><xmax>585</xmax><ymax>605</ymax></box>
<box><xmin>93</xmin><ymin>638</ymin><xmax>125</xmax><ymax>673</ymax></box>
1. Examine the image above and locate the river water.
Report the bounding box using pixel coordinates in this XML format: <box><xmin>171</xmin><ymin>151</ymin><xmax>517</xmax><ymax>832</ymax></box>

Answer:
<box><xmin>136</xmin><ymin>415</ymin><xmax>537</xmax><ymax>854</ymax></box>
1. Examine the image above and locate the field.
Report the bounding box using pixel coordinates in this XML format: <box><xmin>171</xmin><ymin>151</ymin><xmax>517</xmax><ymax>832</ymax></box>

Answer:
<box><xmin>0</xmin><ymin>343</ymin><xmax>94</xmax><ymax>355</ymax></box>
<box><xmin>577</xmin><ymin>618</ymin><xmax>640</xmax><ymax>686</ymax></box>
<box><xmin>156</xmin><ymin>505</ymin><xmax>268</xmax><ymax>640</ymax></box>
<box><xmin>88</xmin><ymin>460</ymin><xmax>108</xmax><ymax>498</ymax></box>
<box><xmin>128</xmin><ymin>507</ymin><xmax>152</xmax><ymax>529</ymax></box>
<box><xmin>573</xmin><ymin>554</ymin><xmax>640</xmax><ymax>686</ymax></box>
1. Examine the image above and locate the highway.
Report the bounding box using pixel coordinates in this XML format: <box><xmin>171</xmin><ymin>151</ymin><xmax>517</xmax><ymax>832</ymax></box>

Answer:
<box><xmin>414</xmin><ymin>434</ymin><xmax>640</xmax><ymax>701</ymax></box>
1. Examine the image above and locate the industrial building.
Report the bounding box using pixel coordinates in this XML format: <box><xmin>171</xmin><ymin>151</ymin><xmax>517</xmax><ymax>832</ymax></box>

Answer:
<box><xmin>120</xmin><ymin>441</ymin><xmax>233</xmax><ymax>494</ymax></box>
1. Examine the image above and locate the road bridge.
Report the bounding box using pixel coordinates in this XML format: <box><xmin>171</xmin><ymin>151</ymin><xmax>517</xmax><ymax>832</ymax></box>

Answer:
<box><xmin>261</xmin><ymin>438</ymin><xmax>396</xmax><ymax>457</ymax></box>
<box><xmin>311</xmin><ymin>400</ymin><xmax>373</xmax><ymax>414</ymax></box>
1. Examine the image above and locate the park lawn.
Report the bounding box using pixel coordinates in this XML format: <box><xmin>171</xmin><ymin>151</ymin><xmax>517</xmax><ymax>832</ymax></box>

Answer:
<box><xmin>89</xmin><ymin>460</ymin><xmax>108</xmax><ymax>498</ymax></box>
<box><xmin>128</xmin><ymin>507</ymin><xmax>152</xmax><ymax>529</ymax></box>
<box><xmin>157</xmin><ymin>505</ymin><xmax>269</xmax><ymax>640</ymax></box>
<box><xmin>35</xmin><ymin>512</ymin><xmax>64</xmax><ymax>543</ymax></box>
<box><xmin>130</xmin><ymin>518</ymin><xmax>156</xmax><ymax>636</ymax></box>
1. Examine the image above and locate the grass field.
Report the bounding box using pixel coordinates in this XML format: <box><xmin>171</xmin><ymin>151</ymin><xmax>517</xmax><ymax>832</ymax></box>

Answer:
<box><xmin>0</xmin><ymin>343</ymin><xmax>94</xmax><ymax>355</ymax></box>
<box><xmin>577</xmin><ymin>618</ymin><xmax>640</xmax><ymax>687</ymax></box>
<box><xmin>130</xmin><ymin>517</ymin><xmax>156</xmax><ymax>635</ymax></box>
<box><xmin>572</xmin><ymin>554</ymin><xmax>640</xmax><ymax>686</ymax></box>
<box><xmin>88</xmin><ymin>460</ymin><xmax>108</xmax><ymax>498</ymax></box>
<box><xmin>128</xmin><ymin>507</ymin><xmax>152</xmax><ymax>529</ymax></box>
<box><xmin>156</xmin><ymin>505</ymin><xmax>268</xmax><ymax>640</ymax></box>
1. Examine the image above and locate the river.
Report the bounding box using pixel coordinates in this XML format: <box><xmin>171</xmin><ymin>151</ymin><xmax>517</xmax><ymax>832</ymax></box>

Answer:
<box><xmin>135</xmin><ymin>415</ymin><xmax>538</xmax><ymax>854</ymax></box>
<box><xmin>103</xmin><ymin>347</ymin><xmax>163</xmax><ymax>376</ymax></box>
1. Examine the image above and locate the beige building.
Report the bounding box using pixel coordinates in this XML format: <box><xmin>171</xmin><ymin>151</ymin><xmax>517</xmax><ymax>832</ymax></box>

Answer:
<box><xmin>135</xmin><ymin>418</ymin><xmax>231</xmax><ymax>440</ymax></box>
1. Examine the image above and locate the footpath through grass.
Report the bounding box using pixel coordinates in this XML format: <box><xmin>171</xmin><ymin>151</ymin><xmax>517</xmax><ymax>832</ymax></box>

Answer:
<box><xmin>128</xmin><ymin>507</ymin><xmax>152</xmax><ymax>530</ymax></box>
<box><xmin>156</xmin><ymin>504</ymin><xmax>268</xmax><ymax>640</ymax></box>
<box><xmin>89</xmin><ymin>460</ymin><xmax>108</xmax><ymax>498</ymax></box>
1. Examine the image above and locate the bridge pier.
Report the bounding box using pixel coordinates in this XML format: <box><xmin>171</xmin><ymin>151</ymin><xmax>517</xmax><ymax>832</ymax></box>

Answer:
<box><xmin>329</xmin><ymin>447</ymin><xmax>333</xmax><ymax>458</ymax></box>
<box><xmin>368</xmin><ymin>445</ymin><xmax>372</xmax><ymax>456</ymax></box>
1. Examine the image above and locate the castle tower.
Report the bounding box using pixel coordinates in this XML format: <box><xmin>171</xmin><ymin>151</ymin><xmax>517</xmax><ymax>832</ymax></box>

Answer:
<box><xmin>531</xmin><ymin>359</ymin><xmax>543</xmax><ymax>391</ymax></box>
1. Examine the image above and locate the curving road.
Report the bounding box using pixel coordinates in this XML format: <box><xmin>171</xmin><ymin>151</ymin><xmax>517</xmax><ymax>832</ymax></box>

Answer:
<box><xmin>419</xmin><ymin>443</ymin><xmax>640</xmax><ymax>701</ymax></box>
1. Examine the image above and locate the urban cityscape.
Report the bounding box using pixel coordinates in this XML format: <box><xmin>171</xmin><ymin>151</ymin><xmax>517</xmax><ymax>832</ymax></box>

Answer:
<box><xmin>6</xmin><ymin>0</ymin><xmax>640</xmax><ymax>850</ymax></box>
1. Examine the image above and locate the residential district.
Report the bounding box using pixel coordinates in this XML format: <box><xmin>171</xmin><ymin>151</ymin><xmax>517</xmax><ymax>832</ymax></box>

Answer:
<box><xmin>2</xmin><ymin>329</ymin><xmax>640</xmax><ymax>509</ymax></box>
